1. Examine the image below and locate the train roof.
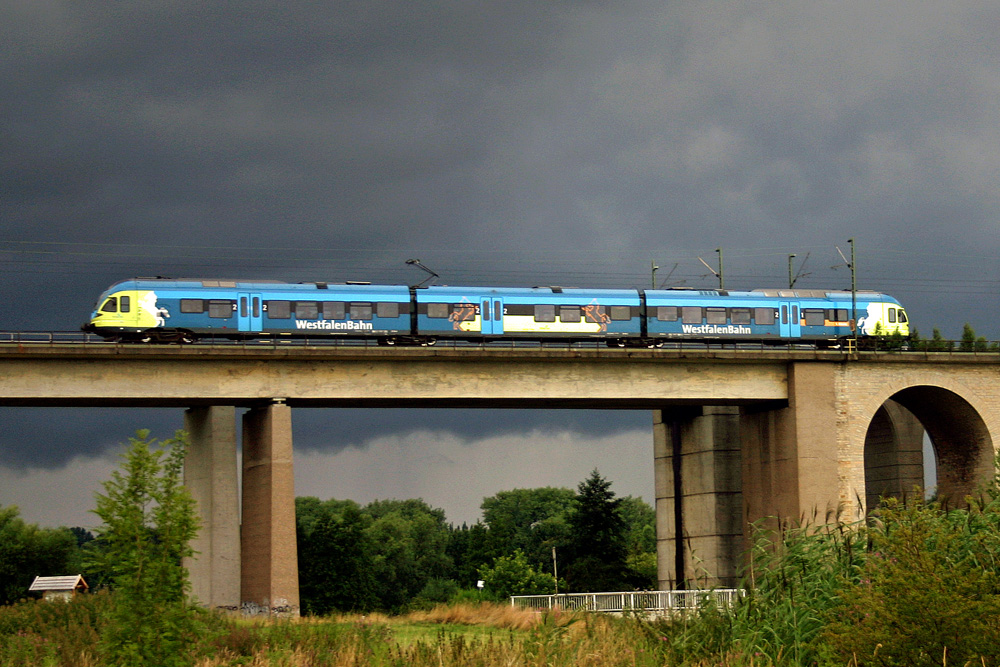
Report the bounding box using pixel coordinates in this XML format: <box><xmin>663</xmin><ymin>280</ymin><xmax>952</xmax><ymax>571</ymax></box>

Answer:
<box><xmin>100</xmin><ymin>279</ymin><xmax>900</xmax><ymax>304</ymax></box>
<box><xmin>106</xmin><ymin>278</ymin><xmax>411</xmax><ymax>294</ymax></box>
<box><xmin>419</xmin><ymin>285</ymin><xmax>639</xmax><ymax>298</ymax></box>
<box><xmin>645</xmin><ymin>288</ymin><xmax>895</xmax><ymax>300</ymax></box>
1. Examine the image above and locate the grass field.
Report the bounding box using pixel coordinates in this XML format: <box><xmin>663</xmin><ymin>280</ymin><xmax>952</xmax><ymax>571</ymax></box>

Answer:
<box><xmin>0</xmin><ymin>596</ymin><xmax>694</xmax><ymax>667</ymax></box>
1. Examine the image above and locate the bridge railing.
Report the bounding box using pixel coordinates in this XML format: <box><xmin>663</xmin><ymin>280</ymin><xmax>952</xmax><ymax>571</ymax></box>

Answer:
<box><xmin>510</xmin><ymin>589</ymin><xmax>743</xmax><ymax>615</ymax></box>
<box><xmin>0</xmin><ymin>331</ymin><xmax>112</xmax><ymax>345</ymax></box>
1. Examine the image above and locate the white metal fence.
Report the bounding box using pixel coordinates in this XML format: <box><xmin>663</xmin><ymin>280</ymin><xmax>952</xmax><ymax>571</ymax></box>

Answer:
<box><xmin>510</xmin><ymin>589</ymin><xmax>743</xmax><ymax>615</ymax></box>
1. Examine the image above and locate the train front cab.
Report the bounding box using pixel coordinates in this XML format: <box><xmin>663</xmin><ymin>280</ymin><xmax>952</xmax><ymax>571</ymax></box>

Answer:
<box><xmin>857</xmin><ymin>299</ymin><xmax>909</xmax><ymax>338</ymax></box>
<box><xmin>82</xmin><ymin>284</ymin><xmax>158</xmax><ymax>339</ymax></box>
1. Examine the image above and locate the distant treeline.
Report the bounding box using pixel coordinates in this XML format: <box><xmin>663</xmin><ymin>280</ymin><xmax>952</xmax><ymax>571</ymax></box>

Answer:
<box><xmin>0</xmin><ymin>469</ymin><xmax>656</xmax><ymax>613</ymax></box>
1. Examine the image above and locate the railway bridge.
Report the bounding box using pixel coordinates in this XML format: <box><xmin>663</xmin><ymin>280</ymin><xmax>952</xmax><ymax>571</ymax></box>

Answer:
<box><xmin>1</xmin><ymin>341</ymin><xmax>998</xmax><ymax>614</ymax></box>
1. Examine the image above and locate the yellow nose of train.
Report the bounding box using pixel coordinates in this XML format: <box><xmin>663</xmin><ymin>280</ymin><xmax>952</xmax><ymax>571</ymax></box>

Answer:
<box><xmin>82</xmin><ymin>289</ymin><xmax>161</xmax><ymax>333</ymax></box>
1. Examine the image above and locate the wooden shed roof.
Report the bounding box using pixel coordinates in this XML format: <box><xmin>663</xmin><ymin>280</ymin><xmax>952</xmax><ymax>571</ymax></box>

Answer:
<box><xmin>29</xmin><ymin>575</ymin><xmax>88</xmax><ymax>592</ymax></box>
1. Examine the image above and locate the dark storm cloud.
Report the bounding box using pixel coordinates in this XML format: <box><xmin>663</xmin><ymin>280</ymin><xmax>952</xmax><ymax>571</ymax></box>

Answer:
<box><xmin>0</xmin><ymin>406</ymin><xmax>648</xmax><ymax>469</ymax></box>
<box><xmin>2</xmin><ymin>1</ymin><xmax>635</xmax><ymax>250</ymax></box>
<box><xmin>2</xmin><ymin>2</ymin><xmax>1000</xmax><ymax>471</ymax></box>
<box><xmin>0</xmin><ymin>407</ymin><xmax>179</xmax><ymax>468</ymax></box>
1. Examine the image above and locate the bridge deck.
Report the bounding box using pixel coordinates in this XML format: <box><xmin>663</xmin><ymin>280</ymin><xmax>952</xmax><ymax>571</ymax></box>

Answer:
<box><xmin>1</xmin><ymin>339</ymin><xmax>996</xmax><ymax>408</ymax></box>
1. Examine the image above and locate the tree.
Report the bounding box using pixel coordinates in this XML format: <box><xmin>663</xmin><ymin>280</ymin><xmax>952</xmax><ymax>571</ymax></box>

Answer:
<box><xmin>361</xmin><ymin>498</ymin><xmax>453</xmax><ymax>611</ymax></box>
<box><xmin>296</xmin><ymin>497</ymin><xmax>378</xmax><ymax>615</ymax></box>
<box><xmin>447</xmin><ymin>521</ymin><xmax>492</xmax><ymax>589</ymax></box>
<box><xmin>480</xmin><ymin>486</ymin><xmax>575</xmax><ymax>573</ymax></box>
<box><xmin>929</xmin><ymin>327</ymin><xmax>951</xmax><ymax>351</ymax></box>
<box><xmin>0</xmin><ymin>506</ymin><xmax>77</xmax><ymax>605</ymax></box>
<box><xmin>478</xmin><ymin>549</ymin><xmax>556</xmax><ymax>600</ymax></box>
<box><xmin>92</xmin><ymin>430</ymin><xmax>201</xmax><ymax>667</ymax></box>
<box><xmin>565</xmin><ymin>470</ymin><xmax>631</xmax><ymax>592</ymax></box>
<box><xmin>961</xmin><ymin>322</ymin><xmax>977</xmax><ymax>352</ymax></box>
<box><xmin>619</xmin><ymin>495</ymin><xmax>658</xmax><ymax>588</ymax></box>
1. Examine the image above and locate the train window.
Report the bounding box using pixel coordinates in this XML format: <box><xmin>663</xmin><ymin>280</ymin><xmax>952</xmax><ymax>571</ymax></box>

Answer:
<box><xmin>101</xmin><ymin>297</ymin><xmax>118</xmax><ymax>313</ymax></box>
<box><xmin>119</xmin><ymin>296</ymin><xmax>130</xmax><ymax>313</ymax></box>
<box><xmin>657</xmin><ymin>306</ymin><xmax>678</xmax><ymax>322</ymax></box>
<box><xmin>681</xmin><ymin>307</ymin><xmax>702</xmax><ymax>324</ymax></box>
<box><xmin>888</xmin><ymin>308</ymin><xmax>897</xmax><ymax>323</ymax></box>
<box><xmin>610</xmin><ymin>306</ymin><xmax>632</xmax><ymax>321</ymax></box>
<box><xmin>322</xmin><ymin>301</ymin><xmax>345</xmax><ymax>320</ymax></box>
<box><xmin>755</xmin><ymin>308</ymin><xmax>775</xmax><ymax>325</ymax></box>
<box><xmin>559</xmin><ymin>306</ymin><xmax>581</xmax><ymax>323</ymax></box>
<box><xmin>296</xmin><ymin>302</ymin><xmax>319</xmax><ymax>320</ymax></box>
<box><xmin>208</xmin><ymin>300</ymin><xmax>233</xmax><ymax>319</ymax></box>
<box><xmin>426</xmin><ymin>303</ymin><xmax>449</xmax><ymax>319</ymax></box>
<box><xmin>534</xmin><ymin>304</ymin><xmax>556</xmax><ymax>322</ymax></box>
<box><xmin>252</xmin><ymin>297</ymin><xmax>260</xmax><ymax>318</ymax></box>
<box><xmin>350</xmin><ymin>303</ymin><xmax>373</xmax><ymax>320</ymax></box>
<box><xmin>706</xmin><ymin>307</ymin><xmax>727</xmax><ymax>324</ymax></box>
<box><xmin>376</xmin><ymin>302</ymin><xmax>399</xmax><ymax>319</ymax></box>
<box><xmin>180</xmin><ymin>299</ymin><xmax>204</xmax><ymax>314</ymax></box>
<box><xmin>481</xmin><ymin>300</ymin><xmax>490</xmax><ymax>321</ymax></box>
<box><xmin>781</xmin><ymin>306</ymin><xmax>788</xmax><ymax>325</ymax></box>
<box><xmin>834</xmin><ymin>309</ymin><xmax>849</xmax><ymax>322</ymax></box>
<box><xmin>731</xmin><ymin>308</ymin><xmax>751</xmax><ymax>324</ymax></box>
<box><xmin>495</xmin><ymin>301</ymin><xmax>502</xmax><ymax>321</ymax></box>
<box><xmin>804</xmin><ymin>309</ymin><xmax>825</xmax><ymax>326</ymax></box>
<box><xmin>267</xmin><ymin>301</ymin><xmax>291</xmax><ymax>319</ymax></box>
<box><xmin>899</xmin><ymin>310</ymin><xmax>907</xmax><ymax>323</ymax></box>
<box><xmin>240</xmin><ymin>297</ymin><xmax>248</xmax><ymax>318</ymax></box>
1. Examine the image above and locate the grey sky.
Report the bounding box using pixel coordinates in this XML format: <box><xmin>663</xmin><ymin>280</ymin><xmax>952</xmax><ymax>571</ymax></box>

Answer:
<box><xmin>1</xmin><ymin>2</ymin><xmax>998</xmax><ymax>524</ymax></box>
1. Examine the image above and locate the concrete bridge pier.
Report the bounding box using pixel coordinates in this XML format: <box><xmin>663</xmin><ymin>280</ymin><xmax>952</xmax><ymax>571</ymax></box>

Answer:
<box><xmin>183</xmin><ymin>402</ymin><xmax>299</xmax><ymax>616</ymax></box>
<box><xmin>240</xmin><ymin>400</ymin><xmax>300</xmax><ymax>615</ymax></box>
<box><xmin>183</xmin><ymin>406</ymin><xmax>241</xmax><ymax>610</ymax></box>
<box><xmin>653</xmin><ymin>406</ymin><xmax>743</xmax><ymax>589</ymax></box>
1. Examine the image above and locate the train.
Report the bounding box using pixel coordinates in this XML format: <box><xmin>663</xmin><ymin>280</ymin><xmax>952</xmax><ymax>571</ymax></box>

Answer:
<box><xmin>81</xmin><ymin>277</ymin><xmax>909</xmax><ymax>346</ymax></box>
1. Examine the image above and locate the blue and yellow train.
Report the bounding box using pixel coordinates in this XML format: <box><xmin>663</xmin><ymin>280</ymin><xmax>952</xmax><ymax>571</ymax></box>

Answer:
<box><xmin>82</xmin><ymin>277</ymin><xmax>909</xmax><ymax>346</ymax></box>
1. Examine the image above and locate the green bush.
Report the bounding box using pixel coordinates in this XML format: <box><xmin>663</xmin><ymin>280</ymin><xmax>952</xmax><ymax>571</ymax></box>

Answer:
<box><xmin>0</xmin><ymin>592</ymin><xmax>106</xmax><ymax>666</ymax></box>
<box><xmin>821</xmin><ymin>497</ymin><xmax>1000</xmax><ymax>665</ymax></box>
<box><xmin>479</xmin><ymin>549</ymin><xmax>557</xmax><ymax>601</ymax></box>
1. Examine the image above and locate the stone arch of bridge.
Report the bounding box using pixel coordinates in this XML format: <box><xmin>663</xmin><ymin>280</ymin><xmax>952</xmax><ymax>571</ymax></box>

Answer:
<box><xmin>856</xmin><ymin>383</ymin><xmax>994</xmax><ymax>510</ymax></box>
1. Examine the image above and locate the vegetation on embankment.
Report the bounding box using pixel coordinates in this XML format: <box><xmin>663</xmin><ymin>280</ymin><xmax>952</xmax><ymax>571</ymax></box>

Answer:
<box><xmin>0</xmin><ymin>597</ymin><xmax>685</xmax><ymax>667</ymax></box>
<box><xmin>7</xmin><ymin>430</ymin><xmax>1000</xmax><ymax>665</ymax></box>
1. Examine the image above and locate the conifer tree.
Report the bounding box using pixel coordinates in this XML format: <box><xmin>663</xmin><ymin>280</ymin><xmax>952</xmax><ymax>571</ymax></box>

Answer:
<box><xmin>565</xmin><ymin>469</ymin><xmax>631</xmax><ymax>592</ymax></box>
<box><xmin>961</xmin><ymin>322</ymin><xmax>977</xmax><ymax>352</ymax></box>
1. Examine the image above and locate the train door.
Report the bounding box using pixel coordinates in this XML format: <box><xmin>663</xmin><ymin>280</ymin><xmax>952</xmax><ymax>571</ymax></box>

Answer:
<box><xmin>238</xmin><ymin>292</ymin><xmax>263</xmax><ymax>332</ymax></box>
<box><xmin>779</xmin><ymin>302</ymin><xmax>801</xmax><ymax>338</ymax></box>
<box><xmin>480</xmin><ymin>297</ymin><xmax>504</xmax><ymax>335</ymax></box>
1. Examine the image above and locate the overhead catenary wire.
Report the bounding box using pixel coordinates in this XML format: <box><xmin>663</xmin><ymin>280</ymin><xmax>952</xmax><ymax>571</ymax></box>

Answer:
<box><xmin>0</xmin><ymin>241</ymin><xmax>996</xmax><ymax>297</ymax></box>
